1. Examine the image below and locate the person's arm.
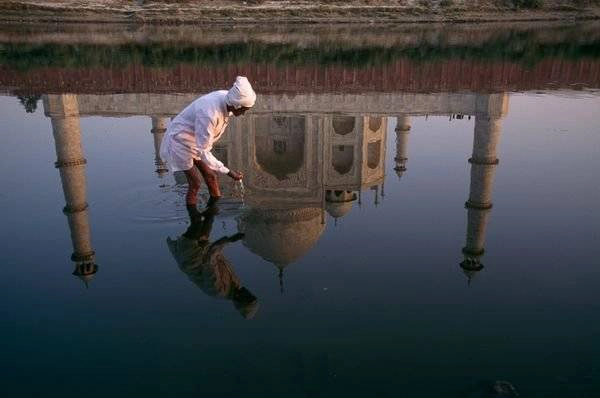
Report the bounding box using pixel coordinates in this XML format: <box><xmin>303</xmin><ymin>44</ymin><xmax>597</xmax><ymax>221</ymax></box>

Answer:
<box><xmin>194</xmin><ymin>112</ymin><xmax>213</xmax><ymax>153</ymax></box>
<box><xmin>194</xmin><ymin>112</ymin><xmax>230</xmax><ymax>174</ymax></box>
<box><xmin>202</xmin><ymin>151</ymin><xmax>230</xmax><ymax>175</ymax></box>
<box><xmin>209</xmin><ymin>233</ymin><xmax>245</xmax><ymax>253</ymax></box>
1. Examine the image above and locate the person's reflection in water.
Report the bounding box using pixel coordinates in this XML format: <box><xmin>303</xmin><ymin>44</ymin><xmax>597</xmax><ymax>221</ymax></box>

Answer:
<box><xmin>167</xmin><ymin>205</ymin><xmax>259</xmax><ymax>319</ymax></box>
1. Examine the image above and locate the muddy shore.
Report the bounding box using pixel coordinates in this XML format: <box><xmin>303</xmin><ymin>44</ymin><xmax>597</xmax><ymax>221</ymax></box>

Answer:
<box><xmin>0</xmin><ymin>1</ymin><xmax>599</xmax><ymax>24</ymax></box>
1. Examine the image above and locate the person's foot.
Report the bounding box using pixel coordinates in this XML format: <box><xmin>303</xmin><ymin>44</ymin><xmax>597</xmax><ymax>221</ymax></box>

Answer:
<box><xmin>207</xmin><ymin>195</ymin><xmax>221</xmax><ymax>207</ymax></box>
<box><xmin>202</xmin><ymin>203</ymin><xmax>220</xmax><ymax>217</ymax></box>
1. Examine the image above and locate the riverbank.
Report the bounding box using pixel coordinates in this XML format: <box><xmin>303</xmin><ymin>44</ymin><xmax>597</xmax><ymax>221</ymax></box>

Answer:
<box><xmin>2</xmin><ymin>20</ymin><xmax>599</xmax><ymax>95</ymax></box>
<box><xmin>1</xmin><ymin>1</ymin><xmax>599</xmax><ymax>24</ymax></box>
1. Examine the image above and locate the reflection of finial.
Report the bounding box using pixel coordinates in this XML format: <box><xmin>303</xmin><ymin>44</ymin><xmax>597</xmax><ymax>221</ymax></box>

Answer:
<box><xmin>460</xmin><ymin>248</ymin><xmax>484</xmax><ymax>286</ymax></box>
<box><xmin>373</xmin><ymin>185</ymin><xmax>380</xmax><ymax>207</ymax></box>
<box><xmin>358</xmin><ymin>190</ymin><xmax>362</xmax><ymax>208</ymax></box>
<box><xmin>278</xmin><ymin>268</ymin><xmax>284</xmax><ymax>295</ymax></box>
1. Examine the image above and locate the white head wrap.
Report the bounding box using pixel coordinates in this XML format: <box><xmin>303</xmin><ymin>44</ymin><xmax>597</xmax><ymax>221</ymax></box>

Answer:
<box><xmin>225</xmin><ymin>76</ymin><xmax>256</xmax><ymax>109</ymax></box>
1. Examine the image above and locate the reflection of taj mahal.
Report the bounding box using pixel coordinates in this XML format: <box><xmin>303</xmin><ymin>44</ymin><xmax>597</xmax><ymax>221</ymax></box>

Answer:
<box><xmin>43</xmin><ymin>92</ymin><xmax>508</xmax><ymax>287</ymax></box>
<box><xmin>220</xmin><ymin>112</ymin><xmax>388</xmax><ymax>289</ymax></box>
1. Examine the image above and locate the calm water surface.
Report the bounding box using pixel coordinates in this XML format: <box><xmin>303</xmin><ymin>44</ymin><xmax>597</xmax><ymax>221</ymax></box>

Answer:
<box><xmin>1</xmin><ymin>22</ymin><xmax>600</xmax><ymax>397</ymax></box>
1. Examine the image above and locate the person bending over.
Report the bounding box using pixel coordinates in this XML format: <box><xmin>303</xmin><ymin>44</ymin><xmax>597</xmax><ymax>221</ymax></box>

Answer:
<box><xmin>160</xmin><ymin>76</ymin><xmax>256</xmax><ymax>206</ymax></box>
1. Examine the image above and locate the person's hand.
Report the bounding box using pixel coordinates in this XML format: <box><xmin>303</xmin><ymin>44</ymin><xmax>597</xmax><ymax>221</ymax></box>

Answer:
<box><xmin>227</xmin><ymin>170</ymin><xmax>243</xmax><ymax>181</ymax></box>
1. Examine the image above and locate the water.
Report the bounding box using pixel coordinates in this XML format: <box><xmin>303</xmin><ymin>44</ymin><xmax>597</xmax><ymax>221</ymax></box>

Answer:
<box><xmin>237</xmin><ymin>180</ymin><xmax>246</xmax><ymax>208</ymax></box>
<box><xmin>1</xmin><ymin>22</ymin><xmax>600</xmax><ymax>397</ymax></box>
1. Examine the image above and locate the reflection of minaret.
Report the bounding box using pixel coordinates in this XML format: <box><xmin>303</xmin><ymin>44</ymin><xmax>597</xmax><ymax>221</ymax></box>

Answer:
<box><xmin>151</xmin><ymin>116</ymin><xmax>169</xmax><ymax>176</ymax></box>
<box><xmin>461</xmin><ymin>114</ymin><xmax>502</xmax><ymax>284</ymax></box>
<box><xmin>394</xmin><ymin>116</ymin><xmax>411</xmax><ymax>179</ymax></box>
<box><xmin>44</xmin><ymin>94</ymin><xmax>98</xmax><ymax>287</ymax></box>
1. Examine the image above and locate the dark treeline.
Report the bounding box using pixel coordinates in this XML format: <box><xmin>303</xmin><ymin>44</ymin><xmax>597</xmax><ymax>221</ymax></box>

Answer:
<box><xmin>2</xmin><ymin>31</ymin><xmax>600</xmax><ymax>70</ymax></box>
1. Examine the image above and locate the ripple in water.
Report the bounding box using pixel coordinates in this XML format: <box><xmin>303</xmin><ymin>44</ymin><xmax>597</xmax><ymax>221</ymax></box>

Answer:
<box><xmin>118</xmin><ymin>179</ymin><xmax>246</xmax><ymax>224</ymax></box>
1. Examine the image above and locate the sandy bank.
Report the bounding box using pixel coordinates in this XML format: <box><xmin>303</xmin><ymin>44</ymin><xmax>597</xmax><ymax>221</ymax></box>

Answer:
<box><xmin>0</xmin><ymin>0</ymin><xmax>599</xmax><ymax>24</ymax></box>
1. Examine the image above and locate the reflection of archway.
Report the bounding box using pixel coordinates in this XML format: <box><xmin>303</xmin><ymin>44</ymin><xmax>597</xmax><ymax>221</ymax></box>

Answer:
<box><xmin>367</xmin><ymin>140</ymin><xmax>381</xmax><ymax>169</ymax></box>
<box><xmin>368</xmin><ymin>117</ymin><xmax>382</xmax><ymax>132</ymax></box>
<box><xmin>332</xmin><ymin>116</ymin><xmax>355</xmax><ymax>136</ymax></box>
<box><xmin>332</xmin><ymin>145</ymin><xmax>354</xmax><ymax>175</ymax></box>
<box><xmin>254</xmin><ymin>116</ymin><xmax>305</xmax><ymax>180</ymax></box>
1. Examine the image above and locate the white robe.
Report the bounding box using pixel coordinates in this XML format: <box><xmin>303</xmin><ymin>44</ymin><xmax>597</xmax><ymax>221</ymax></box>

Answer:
<box><xmin>160</xmin><ymin>90</ymin><xmax>231</xmax><ymax>174</ymax></box>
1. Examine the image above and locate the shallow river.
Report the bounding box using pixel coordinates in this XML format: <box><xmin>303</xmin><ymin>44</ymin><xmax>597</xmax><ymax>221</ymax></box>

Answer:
<box><xmin>1</xmin><ymin>22</ymin><xmax>600</xmax><ymax>397</ymax></box>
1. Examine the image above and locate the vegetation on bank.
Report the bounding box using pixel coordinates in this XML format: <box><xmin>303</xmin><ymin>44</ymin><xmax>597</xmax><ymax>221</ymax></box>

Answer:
<box><xmin>1</xmin><ymin>32</ymin><xmax>600</xmax><ymax>71</ymax></box>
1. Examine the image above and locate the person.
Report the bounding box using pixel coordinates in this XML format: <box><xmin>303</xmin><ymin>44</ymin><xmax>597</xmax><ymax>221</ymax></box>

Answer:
<box><xmin>167</xmin><ymin>205</ymin><xmax>259</xmax><ymax>319</ymax></box>
<box><xmin>160</xmin><ymin>76</ymin><xmax>256</xmax><ymax>206</ymax></box>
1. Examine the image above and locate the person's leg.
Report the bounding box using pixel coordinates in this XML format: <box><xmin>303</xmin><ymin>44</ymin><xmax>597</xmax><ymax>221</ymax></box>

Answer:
<box><xmin>193</xmin><ymin>159</ymin><xmax>221</xmax><ymax>201</ymax></box>
<box><xmin>183</xmin><ymin>165</ymin><xmax>202</xmax><ymax>206</ymax></box>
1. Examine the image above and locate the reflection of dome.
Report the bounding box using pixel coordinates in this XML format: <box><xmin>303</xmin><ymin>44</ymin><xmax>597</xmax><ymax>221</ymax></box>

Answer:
<box><xmin>72</xmin><ymin>261</ymin><xmax>98</xmax><ymax>288</ymax></box>
<box><xmin>238</xmin><ymin>207</ymin><xmax>325</xmax><ymax>266</ymax></box>
<box><xmin>325</xmin><ymin>190</ymin><xmax>357</xmax><ymax>219</ymax></box>
<box><xmin>326</xmin><ymin>201</ymin><xmax>353</xmax><ymax>219</ymax></box>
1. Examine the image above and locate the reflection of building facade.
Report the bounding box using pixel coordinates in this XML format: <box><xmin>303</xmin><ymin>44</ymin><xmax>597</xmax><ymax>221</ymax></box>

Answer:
<box><xmin>43</xmin><ymin>92</ymin><xmax>509</xmax><ymax>286</ymax></box>
<box><xmin>220</xmin><ymin>113</ymin><xmax>387</xmax><ymax>207</ymax></box>
<box><xmin>220</xmin><ymin>113</ymin><xmax>387</xmax><ymax>287</ymax></box>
